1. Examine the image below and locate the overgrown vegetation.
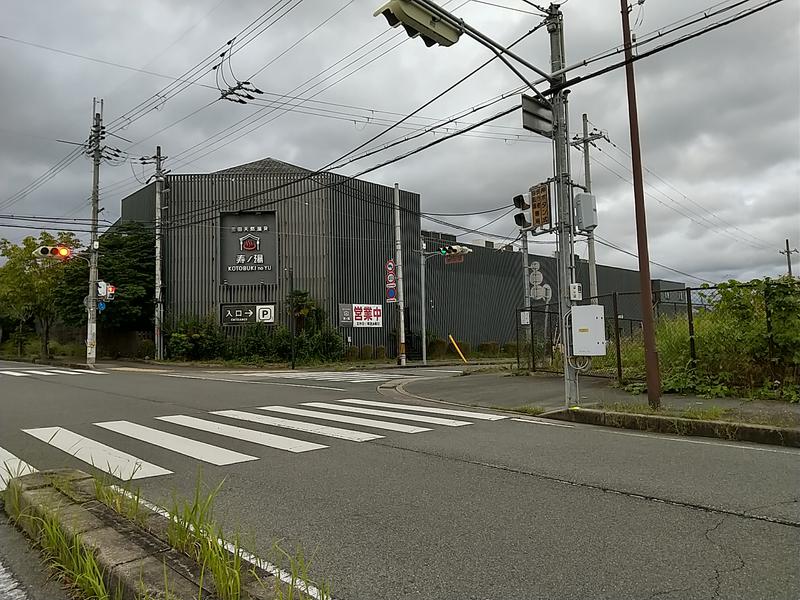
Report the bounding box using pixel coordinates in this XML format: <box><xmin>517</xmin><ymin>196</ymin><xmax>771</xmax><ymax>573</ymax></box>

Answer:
<box><xmin>593</xmin><ymin>277</ymin><xmax>800</xmax><ymax>401</ymax></box>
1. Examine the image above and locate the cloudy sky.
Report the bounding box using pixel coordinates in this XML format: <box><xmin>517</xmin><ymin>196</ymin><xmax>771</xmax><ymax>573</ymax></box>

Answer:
<box><xmin>1</xmin><ymin>0</ymin><xmax>798</xmax><ymax>283</ymax></box>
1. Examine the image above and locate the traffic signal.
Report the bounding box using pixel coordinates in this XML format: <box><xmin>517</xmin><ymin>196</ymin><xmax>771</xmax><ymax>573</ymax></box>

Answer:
<box><xmin>530</xmin><ymin>183</ymin><xmax>551</xmax><ymax>228</ymax></box>
<box><xmin>438</xmin><ymin>245</ymin><xmax>472</xmax><ymax>255</ymax></box>
<box><xmin>374</xmin><ymin>0</ymin><xmax>463</xmax><ymax>47</ymax></box>
<box><xmin>513</xmin><ymin>194</ymin><xmax>531</xmax><ymax>229</ymax></box>
<box><xmin>106</xmin><ymin>285</ymin><xmax>116</xmax><ymax>300</ymax></box>
<box><xmin>33</xmin><ymin>245</ymin><xmax>72</xmax><ymax>260</ymax></box>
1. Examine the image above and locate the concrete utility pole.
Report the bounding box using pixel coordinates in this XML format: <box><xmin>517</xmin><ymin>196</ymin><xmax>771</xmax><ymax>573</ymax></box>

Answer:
<box><xmin>86</xmin><ymin>99</ymin><xmax>103</xmax><ymax>367</ymax></box>
<box><xmin>779</xmin><ymin>238</ymin><xmax>798</xmax><ymax>277</ymax></box>
<box><xmin>154</xmin><ymin>146</ymin><xmax>165</xmax><ymax>361</ymax></box>
<box><xmin>620</xmin><ymin>0</ymin><xmax>661</xmax><ymax>409</ymax></box>
<box><xmin>571</xmin><ymin>113</ymin><xmax>607</xmax><ymax>304</ymax></box>
<box><xmin>547</xmin><ymin>5</ymin><xmax>578</xmax><ymax>406</ymax></box>
<box><xmin>394</xmin><ymin>183</ymin><xmax>406</xmax><ymax>366</ymax></box>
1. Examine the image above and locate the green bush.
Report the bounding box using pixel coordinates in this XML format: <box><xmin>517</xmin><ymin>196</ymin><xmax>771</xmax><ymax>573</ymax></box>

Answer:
<box><xmin>135</xmin><ymin>339</ymin><xmax>155</xmax><ymax>360</ymax></box>
<box><xmin>345</xmin><ymin>345</ymin><xmax>359</xmax><ymax>361</ymax></box>
<box><xmin>360</xmin><ymin>344</ymin><xmax>374</xmax><ymax>360</ymax></box>
<box><xmin>448</xmin><ymin>339</ymin><xmax>470</xmax><ymax>357</ymax></box>
<box><xmin>428</xmin><ymin>338</ymin><xmax>447</xmax><ymax>358</ymax></box>
<box><xmin>502</xmin><ymin>342</ymin><xmax>517</xmax><ymax>356</ymax></box>
<box><xmin>477</xmin><ymin>341</ymin><xmax>500</xmax><ymax>356</ymax></box>
<box><xmin>166</xmin><ymin>317</ymin><xmax>228</xmax><ymax>360</ymax></box>
<box><xmin>375</xmin><ymin>345</ymin><xmax>386</xmax><ymax>359</ymax></box>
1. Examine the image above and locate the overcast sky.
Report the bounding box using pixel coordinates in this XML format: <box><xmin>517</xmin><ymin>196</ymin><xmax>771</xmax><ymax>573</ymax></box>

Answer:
<box><xmin>1</xmin><ymin>0</ymin><xmax>798</xmax><ymax>284</ymax></box>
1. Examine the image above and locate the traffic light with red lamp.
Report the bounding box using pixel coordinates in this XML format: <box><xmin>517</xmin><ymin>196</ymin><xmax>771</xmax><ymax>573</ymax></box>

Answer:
<box><xmin>33</xmin><ymin>245</ymin><xmax>72</xmax><ymax>260</ymax></box>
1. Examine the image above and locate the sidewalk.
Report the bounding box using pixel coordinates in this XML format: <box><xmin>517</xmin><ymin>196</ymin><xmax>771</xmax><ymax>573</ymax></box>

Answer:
<box><xmin>401</xmin><ymin>371</ymin><xmax>800</xmax><ymax>429</ymax></box>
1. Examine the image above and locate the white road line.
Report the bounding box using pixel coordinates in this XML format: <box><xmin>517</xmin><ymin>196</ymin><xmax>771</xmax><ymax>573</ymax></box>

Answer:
<box><xmin>257</xmin><ymin>406</ymin><xmax>431</xmax><ymax>433</ymax></box>
<box><xmin>94</xmin><ymin>421</ymin><xmax>258</xmax><ymax>466</ymax></box>
<box><xmin>110</xmin><ymin>486</ymin><xmax>332</xmax><ymax>600</ymax></box>
<box><xmin>26</xmin><ymin>371</ymin><xmax>56</xmax><ymax>376</ymax></box>
<box><xmin>0</xmin><ymin>371</ymin><xmax>32</xmax><ymax>377</ymax></box>
<box><xmin>77</xmin><ymin>370</ymin><xmax>106</xmax><ymax>375</ymax></box>
<box><xmin>511</xmin><ymin>417</ymin><xmax>575</xmax><ymax>428</ymax></box>
<box><xmin>336</xmin><ymin>398</ymin><xmax>507</xmax><ymax>421</ymax></box>
<box><xmin>162</xmin><ymin>373</ymin><xmax>346</xmax><ymax>392</ymax></box>
<box><xmin>422</xmin><ymin>369</ymin><xmax>463</xmax><ymax>373</ymax></box>
<box><xmin>42</xmin><ymin>369</ymin><xmax>82</xmax><ymax>375</ymax></box>
<box><xmin>302</xmin><ymin>402</ymin><xmax>472</xmax><ymax>427</ymax></box>
<box><xmin>156</xmin><ymin>415</ymin><xmax>327</xmax><ymax>453</ymax></box>
<box><xmin>211</xmin><ymin>410</ymin><xmax>383</xmax><ymax>442</ymax></box>
<box><xmin>0</xmin><ymin>446</ymin><xmax>37</xmax><ymax>492</ymax></box>
<box><xmin>22</xmin><ymin>427</ymin><xmax>171</xmax><ymax>480</ymax></box>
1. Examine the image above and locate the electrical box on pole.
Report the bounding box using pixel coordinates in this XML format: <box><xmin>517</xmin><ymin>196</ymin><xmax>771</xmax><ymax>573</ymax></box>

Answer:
<box><xmin>571</xmin><ymin>304</ymin><xmax>606</xmax><ymax>356</ymax></box>
<box><xmin>574</xmin><ymin>193</ymin><xmax>598</xmax><ymax>231</ymax></box>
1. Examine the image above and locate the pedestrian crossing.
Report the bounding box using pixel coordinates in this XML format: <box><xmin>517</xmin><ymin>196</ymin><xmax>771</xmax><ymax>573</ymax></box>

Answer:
<box><xmin>0</xmin><ymin>368</ymin><xmax>107</xmax><ymax>379</ymax></box>
<box><xmin>228</xmin><ymin>370</ymin><xmax>416</xmax><ymax>384</ymax></box>
<box><xmin>2</xmin><ymin>399</ymin><xmax>508</xmax><ymax>485</ymax></box>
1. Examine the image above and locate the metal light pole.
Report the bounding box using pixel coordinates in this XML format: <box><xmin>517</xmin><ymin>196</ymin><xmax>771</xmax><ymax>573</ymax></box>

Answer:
<box><xmin>86</xmin><ymin>99</ymin><xmax>103</xmax><ymax>367</ymax></box>
<box><xmin>421</xmin><ymin>241</ymin><xmax>428</xmax><ymax>366</ymax></box>
<box><xmin>620</xmin><ymin>0</ymin><xmax>661</xmax><ymax>408</ymax></box>
<box><xmin>394</xmin><ymin>183</ymin><xmax>406</xmax><ymax>366</ymax></box>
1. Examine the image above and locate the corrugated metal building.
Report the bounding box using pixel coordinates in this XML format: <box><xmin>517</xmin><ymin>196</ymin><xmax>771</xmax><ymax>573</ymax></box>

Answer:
<box><xmin>120</xmin><ymin>158</ymin><xmax>421</xmax><ymax>353</ymax></box>
<box><xmin>118</xmin><ymin>156</ymin><xmax>683</xmax><ymax>354</ymax></box>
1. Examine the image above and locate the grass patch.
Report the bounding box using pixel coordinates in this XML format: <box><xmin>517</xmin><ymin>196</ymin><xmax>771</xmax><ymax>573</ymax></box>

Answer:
<box><xmin>600</xmin><ymin>402</ymin><xmax>730</xmax><ymax>421</ymax></box>
<box><xmin>493</xmin><ymin>404</ymin><xmax>546</xmax><ymax>416</ymax></box>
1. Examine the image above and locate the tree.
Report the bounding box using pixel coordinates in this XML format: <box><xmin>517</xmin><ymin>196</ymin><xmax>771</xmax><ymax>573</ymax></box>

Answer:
<box><xmin>57</xmin><ymin>222</ymin><xmax>155</xmax><ymax>332</ymax></box>
<box><xmin>0</xmin><ymin>232</ymin><xmax>81</xmax><ymax>357</ymax></box>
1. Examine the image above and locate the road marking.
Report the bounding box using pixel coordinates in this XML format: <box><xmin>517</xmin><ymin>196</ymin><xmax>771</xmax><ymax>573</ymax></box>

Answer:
<box><xmin>94</xmin><ymin>421</ymin><xmax>258</xmax><ymax>466</ymax></box>
<box><xmin>43</xmin><ymin>369</ymin><xmax>82</xmax><ymax>375</ymax></box>
<box><xmin>511</xmin><ymin>417</ymin><xmax>575</xmax><ymax>428</ymax></box>
<box><xmin>302</xmin><ymin>402</ymin><xmax>472</xmax><ymax>427</ymax></box>
<box><xmin>422</xmin><ymin>369</ymin><xmax>463</xmax><ymax>373</ymax></box>
<box><xmin>22</xmin><ymin>427</ymin><xmax>171</xmax><ymax>480</ymax></box>
<box><xmin>77</xmin><ymin>370</ymin><xmax>106</xmax><ymax>375</ymax></box>
<box><xmin>27</xmin><ymin>371</ymin><xmax>56</xmax><ymax>376</ymax></box>
<box><xmin>162</xmin><ymin>373</ymin><xmax>346</xmax><ymax>392</ymax></box>
<box><xmin>336</xmin><ymin>398</ymin><xmax>507</xmax><ymax>421</ymax></box>
<box><xmin>110</xmin><ymin>486</ymin><xmax>333</xmax><ymax>600</ymax></box>
<box><xmin>0</xmin><ymin>371</ymin><xmax>32</xmax><ymax>377</ymax></box>
<box><xmin>0</xmin><ymin>446</ymin><xmax>37</xmax><ymax>492</ymax></box>
<box><xmin>257</xmin><ymin>406</ymin><xmax>431</xmax><ymax>433</ymax></box>
<box><xmin>211</xmin><ymin>410</ymin><xmax>383</xmax><ymax>442</ymax></box>
<box><xmin>0</xmin><ymin>556</ymin><xmax>29</xmax><ymax>600</ymax></box>
<box><xmin>156</xmin><ymin>415</ymin><xmax>327</xmax><ymax>453</ymax></box>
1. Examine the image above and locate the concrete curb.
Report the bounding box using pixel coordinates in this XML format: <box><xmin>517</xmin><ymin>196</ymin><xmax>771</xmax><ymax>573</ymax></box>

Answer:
<box><xmin>0</xmin><ymin>356</ymin><xmax>92</xmax><ymax>370</ymax></box>
<box><xmin>4</xmin><ymin>469</ymin><xmax>278</xmax><ymax>600</ymax></box>
<box><xmin>545</xmin><ymin>408</ymin><xmax>800</xmax><ymax>447</ymax></box>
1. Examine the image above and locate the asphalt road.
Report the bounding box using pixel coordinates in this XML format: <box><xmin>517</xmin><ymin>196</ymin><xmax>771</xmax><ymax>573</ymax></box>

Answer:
<box><xmin>1</xmin><ymin>359</ymin><xmax>798</xmax><ymax>599</ymax></box>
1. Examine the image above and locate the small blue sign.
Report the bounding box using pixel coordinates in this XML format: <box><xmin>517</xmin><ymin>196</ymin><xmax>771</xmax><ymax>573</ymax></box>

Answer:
<box><xmin>97</xmin><ymin>301</ymin><xmax>107</xmax><ymax>312</ymax></box>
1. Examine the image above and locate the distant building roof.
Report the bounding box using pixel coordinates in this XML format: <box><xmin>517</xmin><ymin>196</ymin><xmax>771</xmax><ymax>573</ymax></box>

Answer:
<box><xmin>214</xmin><ymin>157</ymin><xmax>311</xmax><ymax>175</ymax></box>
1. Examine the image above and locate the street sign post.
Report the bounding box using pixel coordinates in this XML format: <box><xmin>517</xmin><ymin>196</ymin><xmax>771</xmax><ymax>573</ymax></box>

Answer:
<box><xmin>444</xmin><ymin>254</ymin><xmax>465</xmax><ymax>265</ymax></box>
<box><xmin>220</xmin><ymin>303</ymin><xmax>275</xmax><ymax>326</ymax></box>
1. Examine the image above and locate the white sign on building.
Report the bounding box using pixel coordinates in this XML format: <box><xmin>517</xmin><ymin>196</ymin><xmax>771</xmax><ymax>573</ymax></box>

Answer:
<box><xmin>352</xmin><ymin>304</ymin><xmax>383</xmax><ymax>328</ymax></box>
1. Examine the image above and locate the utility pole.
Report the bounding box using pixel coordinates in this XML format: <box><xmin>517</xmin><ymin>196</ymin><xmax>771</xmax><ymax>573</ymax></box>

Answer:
<box><xmin>570</xmin><ymin>114</ymin><xmax>607</xmax><ymax>304</ymax></box>
<box><xmin>620</xmin><ymin>0</ymin><xmax>660</xmax><ymax>409</ymax></box>
<box><xmin>547</xmin><ymin>5</ymin><xmax>578</xmax><ymax>406</ymax></box>
<box><xmin>86</xmin><ymin>99</ymin><xmax>103</xmax><ymax>367</ymax></box>
<box><xmin>420</xmin><ymin>237</ymin><xmax>427</xmax><ymax>366</ymax></box>
<box><xmin>154</xmin><ymin>146</ymin><xmax>165</xmax><ymax>361</ymax></box>
<box><xmin>779</xmin><ymin>238</ymin><xmax>798</xmax><ymax>277</ymax></box>
<box><xmin>394</xmin><ymin>183</ymin><xmax>406</xmax><ymax>366</ymax></box>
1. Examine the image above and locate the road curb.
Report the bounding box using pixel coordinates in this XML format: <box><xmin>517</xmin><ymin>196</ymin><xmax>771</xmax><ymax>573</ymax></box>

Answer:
<box><xmin>4</xmin><ymin>470</ymin><xmax>278</xmax><ymax>600</ymax></box>
<box><xmin>545</xmin><ymin>408</ymin><xmax>800</xmax><ymax>447</ymax></box>
<box><xmin>0</xmin><ymin>356</ymin><xmax>92</xmax><ymax>370</ymax></box>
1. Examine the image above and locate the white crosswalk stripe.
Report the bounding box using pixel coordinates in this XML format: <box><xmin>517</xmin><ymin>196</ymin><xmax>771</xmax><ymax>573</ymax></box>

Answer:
<box><xmin>156</xmin><ymin>415</ymin><xmax>327</xmax><ymax>453</ymax></box>
<box><xmin>23</xmin><ymin>427</ymin><xmax>171</xmax><ymax>480</ymax></box>
<box><xmin>257</xmin><ymin>406</ymin><xmax>431</xmax><ymax>433</ymax></box>
<box><xmin>0</xmin><ymin>369</ymin><xmax>108</xmax><ymax>378</ymax></box>
<box><xmin>301</xmin><ymin>402</ymin><xmax>472</xmax><ymax>427</ymax></box>
<box><xmin>95</xmin><ymin>421</ymin><xmax>259</xmax><ymax>465</ymax></box>
<box><xmin>0</xmin><ymin>446</ymin><xmax>37</xmax><ymax>492</ymax></box>
<box><xmin>211</xmin><ymin>410</ymin><xmax>384</xmax><ymax>442</ymax></box>
<box><xmin>334</xmin><ymin>398</ymin><xmax>508</xmax><ymax>421</ymax></box>
<box><xmin>6</xmin><ymin>398</ymin><xmax>509</xmax><ymax>484</ymax></box>
<box><xmin>233</xmin><ymin>370</ymin><xmax>415</xmax><ymax>383</ymax></box>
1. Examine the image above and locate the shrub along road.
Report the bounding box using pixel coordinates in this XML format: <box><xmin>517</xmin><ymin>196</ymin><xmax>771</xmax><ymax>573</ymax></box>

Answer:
<box><xmin>1</xmin><ymin>360</ymin><xmax>798</xmax><ymax>599</ymax></box>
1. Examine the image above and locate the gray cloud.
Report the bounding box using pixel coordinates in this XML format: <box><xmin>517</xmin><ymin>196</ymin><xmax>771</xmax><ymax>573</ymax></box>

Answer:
<box><xmin>1</xmin><ymin>0</ymin><xmax>798</xmax><ymax>284</ymax></box>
